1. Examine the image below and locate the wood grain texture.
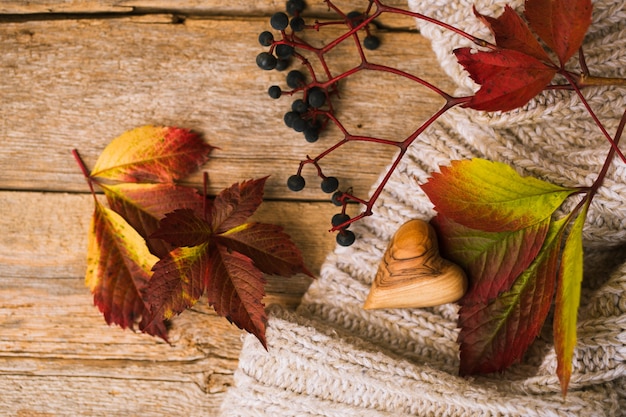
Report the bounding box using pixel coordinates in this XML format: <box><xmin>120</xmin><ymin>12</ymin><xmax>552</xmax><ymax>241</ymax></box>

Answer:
<box><xmin>0</xmin><ymin>2</ymin><xmax>454</xmax><ymax>415</ymax></box>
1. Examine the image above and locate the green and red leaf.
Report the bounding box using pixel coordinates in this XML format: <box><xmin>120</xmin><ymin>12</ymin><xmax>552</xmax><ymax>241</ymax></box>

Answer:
<box><xmin>554</xmin><ymin>203</ymin><xmax>588</xmax><ymax>395</ymax></box>
<box><xmin>90</xmin><ymin>126</ymin><xmax>214</xmax><ymax>183</ymax></box>
<box><xmin>86</xmin><ymin>202</ymin><xmax>167</xmax><ymax>339</ymax></box>
<box><xmin>524</xmin><ymin>0</ymin><xmax>592</xmax><ymax>65</ymax></box>
<box><xmin>432</xmin><ymin>214</ymin><xmax>550</xmax><ymax>304</ymax></box>
<box><xmin>207</xmin><ymin>245</ymin><xmax>268</xmax><ymax>348</ymax></box>
<box><xmin>458</xmin><ymin>218</ymin><xmax>567</xmax><ymax>375</ymax></box>
<box><xmin>421</xmin><ymin>159</ymin><xmax>576</xmax><ymax>232</ymax></box>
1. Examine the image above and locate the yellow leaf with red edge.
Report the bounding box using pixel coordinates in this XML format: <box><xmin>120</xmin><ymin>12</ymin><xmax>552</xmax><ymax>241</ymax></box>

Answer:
<box><xmin>90</xmin><ymin>126</ymin><xmax>214</xmax><ymax>183</ymax></box>
<box><xmin>554</xmin><ymin>203</ymin><xmax>588</xmax><ymax>395</ymax></box>
<box><xmin>86</xmin><ymin>201</ymin><xmax>167</xmax><ymax>339</ymax></box>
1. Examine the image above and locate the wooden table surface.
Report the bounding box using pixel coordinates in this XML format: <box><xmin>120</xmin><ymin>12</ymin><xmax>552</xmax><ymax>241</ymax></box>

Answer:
<box><xmin>0</xmin><ymin>1</ymin><xmax>454</xmax><ymax>415</ymax></box>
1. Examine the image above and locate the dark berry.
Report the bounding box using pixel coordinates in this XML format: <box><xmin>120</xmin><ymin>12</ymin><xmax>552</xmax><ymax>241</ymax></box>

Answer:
<box><xmin>284</xmin><ymin>111</ymin><xmax>300</xmax><ymax>128</ymax></box>
<box><xmin>292</xmin><ymin>99</ymin><xmax>308</xmax><ymax>113</ymax></box>
<box><xmin>320</xmin><ymin>176</ymin><xmax>339</xmax><ymax>193</ymax></box>
<box><xmin>270</xmin><ymin>12</ymin><xmax>290</xmax><ymax>30</ymax></box>
<box><xmin>331</xmin><ymin>191</ymin><xmax>343</xmax><ymax>206</ymax></box>
<box><xmin>336</xmin><ymin>230</ymin><xmax>356</xmax><ymax>246</ymax></box>
<box><xmin>275</xmin><ymin>58</ymin><xmax>291</xmax><ymax>71</ymax></box>
<box><xmin>290</xmin><ymin>17</ymin><xmax>305</xmax><ymax>32</ymax></box>
<box><xmin>256</xmin><ymin>52</ymin><xmax>277</xmax><ymax>70</ymax></box>
<box><xmin>307</xmin><ymin>87</ymin><xmax>326</xmax><ymax>108</ymax></box>
<box><xmin>268</xmin><ymin>85</ymin><xmax>282</xmax><ymax>99</ymax></box>
<box><xmin>286</xmin><ymin>0</ymin><xmax>306</xmax><ymax>15</ymax></box>
<box><xmin>286</xmin><ymin>70</ymin><xmax>306</xmax><ymax>88</ymax></box>
<box><xmin>275</xmin><ymin>44</ymin><xmax>294</xmax><ymax>59</ymax></box>
<box><xmin>292</xmin><ymin>117</ymin><xmax>307</xmax><ymax>133</ymax></box>
<box><xmin>331</xmin><ymin>213</ymin><xmax>351</xmax><ymax>228</ymax></box>
<box><xmin>287</xmin><ymin>174</ymin><xmax>305</xmax><ymax>191</ymax></box>
<box><xmin>304</xmin><ymin>126</ymin><xmax>319</xmax><ymax>143</ymax></box>
<box><xmin>364</xmin><ymin>35</ymin><xmax>381</xmax><ymax>50</ymax></box>
<box><xmin>258</xmin><ymin>31</ymin><xmax>274</xmax><ymax>46</ymax></box>
<box><xmin>347</xmin><ymin>11</ymin><xmax>364</xmax><ymax>28</ymax></box>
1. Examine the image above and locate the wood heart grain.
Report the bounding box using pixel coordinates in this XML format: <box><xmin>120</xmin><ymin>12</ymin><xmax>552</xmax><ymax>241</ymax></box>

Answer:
<box><xmin>364</xmin><ymin>219</ymin><xmax>467</xmax><ymax>309</ymax></box>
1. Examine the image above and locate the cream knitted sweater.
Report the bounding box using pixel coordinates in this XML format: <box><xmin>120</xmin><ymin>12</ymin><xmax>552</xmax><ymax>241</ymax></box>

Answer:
<box><xmin>221</xmin><ymin>0</ymin><xmax>626</xmax><ymax>415</ymax></box>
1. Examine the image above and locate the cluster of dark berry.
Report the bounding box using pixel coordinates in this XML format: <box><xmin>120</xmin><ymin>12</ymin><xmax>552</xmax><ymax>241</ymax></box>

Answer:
<box><xmin>256</xmin><ymin>0</ymin><xmax>381</xmax><ymax>246</ymax></box>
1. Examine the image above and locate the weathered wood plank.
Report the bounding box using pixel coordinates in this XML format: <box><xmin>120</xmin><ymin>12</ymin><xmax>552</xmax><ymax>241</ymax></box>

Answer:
<box><xmin>0</xmin><ymin>189</ymin><xmax>359</xmax><ymax>415</ymax></box>
<box><xmin>0</xmin><ymin>15</ymin><xmax>452</xmax><ymax>200</ymax></box>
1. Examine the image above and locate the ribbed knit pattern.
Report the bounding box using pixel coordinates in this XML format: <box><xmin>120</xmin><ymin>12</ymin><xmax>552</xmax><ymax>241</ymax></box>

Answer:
<box><xmin>221</xmin><ymin>1</ymin><xmax>626</xmax><ymax>415</ymax></box>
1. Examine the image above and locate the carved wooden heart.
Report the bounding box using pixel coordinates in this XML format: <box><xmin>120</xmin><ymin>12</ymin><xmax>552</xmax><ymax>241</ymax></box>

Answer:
<box><xmin>364</xmin><ymin>219</ymin><xmax>467</xmax><ymax>309</ymax></box>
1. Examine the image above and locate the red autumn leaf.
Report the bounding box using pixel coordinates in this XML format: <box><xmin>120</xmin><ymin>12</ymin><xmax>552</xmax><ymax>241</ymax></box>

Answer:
<box><xmin>473</xmin><ymin>5</ymin><xmax>552</xmax><ymax>62</ymax></box>
<box><xmin>100</xmin><ymin>183</ymin><xmax>204</xmax><ymax>257</ymax></box>
<box><xmin>143</xmin><ymin>243</ymin><xmax>209</xmax><ymax>322</ymax></box>
<box><xmin>458</xmin><ymin>217</ymin><xmax>566</xmax><ymax>375</ymax></box>
<box><xmin>455</xmin><ymin>47</ymin><xmax>557</xmax><ymax>111</ymax></box>
<box><xmin>90</xmin><ymin>125</ymin><xmax>214</xmax><ymax>183</ymax></box>
<box><xmin>432</xmin><ymin>214</ymin><xmax>549</xmax><ymax>304</ymax></box>
<box><xmin>207</xmin><ymin>245</ymin><xmax>268</xmax><ymax>348</ymax></box>
<box><xmin>524</xmin><ymin>0</ymin><xmax>592</xmax><ymax>66</ymax></box>
<box><xmin>86</xmin><ymin>202</ymin><xmax>167</xmax><ymax>339</ymax></box>
<box><xmin>143</xmin><ymin>178</ymin><xmax>310</xmax><ymax>346</ymax></box>
<box><xmin>210</xmin><ymin>177</ymin><xmax>269</xmax><ymax>233</ymax></box>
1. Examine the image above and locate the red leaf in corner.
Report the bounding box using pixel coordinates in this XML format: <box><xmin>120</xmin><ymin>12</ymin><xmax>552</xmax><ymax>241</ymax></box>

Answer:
<box><xmin>524</xmin><ymin>0</ymin><xmax>592</xmax><ymax>65</ymax></box>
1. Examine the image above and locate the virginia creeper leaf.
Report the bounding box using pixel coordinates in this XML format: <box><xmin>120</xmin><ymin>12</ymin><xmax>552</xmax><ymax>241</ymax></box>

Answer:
<box><xmin>432</xmin><ymin>214</ymin><xmax>549</xmax><ymax>304</ymax></box>
<box><xmin>473</xmin><ymin>5</ymin><xmax>552</xmax><ymax>62</ymax></box>
<box><xmin>100</xmin><ymin>183</ymin><xmax>204</xmax><ymax>257</ymax></box>
<box><xmin>144</xmin><ymin>243</ymin><xmax>209</xmax><ymax>321</ymax></box>
<box><xmin>90</xmin><ymin>126</ymin><xmax>214</xmax><ymax>183</ymax></box>
<box><xmin>454</xmin><ymin>47</ymin><xmax>556</xmax><ymax>111</ymax></box>
<box><xmin>421</xmin><ymin>159</ymin><xmax>576</xmax><ymax>232</ymax></box>
<box><xmin>554</xmin><ymin>203</ymin><xmax>588</xmax><ymax>395</ymax></box>
<box><xmin>207</xmin><ymin>245</ymin><xmax>268</xmax><ymax>348</ymax></box>
<box><xmin>458</xmin><ymin>217</ymin><xmax>567</xmax><ymax>375</ymax></box>
<box><xmin>524</xmin><ymin>0</ymin><xmax>592</xmax><ymax>65</ymax></box>
<box><xmin>151</xmin><ymin>208</ymin><xmax>213</xmax><ymax>247</ymax></box>
<box><xmin>211</xmin><ymin>177</ymin><xmax>269</xmax><ymax>233</ymax></box>
<box><xmin>86</xmin><ymin>202</ymin><xmax>167</xmax><ymax>339</ymax></box>
<box><xmin>217</xmin><ymin>222</ymin><xmax>313</xmax><ymax>277</ymax></box>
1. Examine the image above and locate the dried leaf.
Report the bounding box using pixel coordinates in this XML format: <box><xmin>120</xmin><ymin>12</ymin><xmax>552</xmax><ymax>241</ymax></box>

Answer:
<box><xmin>86</xmin><ymin>202</ymin><xmax>167</xmax><ymax>339</ymax></box>
<box><xmin>151</xmin><ymin>209</ymin><xmax>213</xmax><ymax>248</ymax></box>
<box><xmin>91</xmin><ymin>126</ymin><xmax>214</xmax><ymax>183</ymax></box>
<box><xmin>211</xmin><ymin>177</ymin><xmax>269</xmax><ymax>233</ymax></box>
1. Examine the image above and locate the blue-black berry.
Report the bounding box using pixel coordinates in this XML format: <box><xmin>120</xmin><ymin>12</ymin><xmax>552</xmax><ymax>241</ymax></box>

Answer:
<box><xmin>336</xmin><ymin>230</ymin><xmax>356</xmax><ymax>246</ymax></box>
<box><xmin>292</xmin><ymin>117</ymin><xmax>307</xmax><ymax>133</ymax></box>
<box><xmin>286</xmin><ymin>70</ymin><xmax>306</xmax><ymax>88</ymax></box>
<box><xmin>321</xmin><ymin>176</ymin><xmax>339</xmax><ymax>193</ymax></box>
<box><xmin>286</xmin><ymin>0</ymin><xmax>306</xmax><ymax>15</ymax></box>
<box><xmin>284</xmin><ymin>111</ymin><xmax>300</xmax><ymax>128</ymax></box>
<box><xmin>292</xmin><ymin>99</ymin><xmax>308</xmax><ymax>113</ymax></box>
<box><xmin>275</xmin><ymin>58</ymin><xmax>290</xmax><ymax>71</ymax></box>
<box><xmin>364</xmin><ymin>35</ymin><xmax>381</xmax><ymax>50</ymax></box>
<box><xmin>258</xmin><ymin>31</ymin><xmax>274</xmax><ymax>46</ymax></box>
<box><xmin>331</xmin><ymin>191</ymin><xmax>344</xmax><ymax>206</ymax></box>
<box><xmin>307</xmin><ymin>87</ymin><xmax>326</xmax><ymax>108</ymax></box>
<box><xmin>331</xmin><ymin>213</ymin><xmax>351</xmax><ymax>228</ymax></box>
<box><xmin>304</xmin><ymin>126</ymin><xmax>319</xmax><ymax>143</ymax></box>
<box><xmin>347</xmin><ymin>11</ymin><xmax>364</xmax><ymax>28</ymax></box>
<box><xmin>290</xmin><ymin>16</ymin><xmax>305</xmax><ymax>32</ymax></box>
<box><xmin>275</xmin><ymin>44</ymin><xmax>294</xmax><ymax>59</ymax></box>
<box><xmin>268</xmin><ymin>85</ymin><xmax>282</xmax><ymax>99</ymax></box>
<box><xmin>256</xmin><ymin>52</ymin><xmax>277</xmax><ymax>70</ymax></box>
<box><xmin>270</xmin><ymin>12</ymin><xmax>290</xmax><ymax>30</ymax></box>
<box><xmin>287</xmin><ymin>174</ymin><xmax>306</xmax><ymax>191</ymax></box>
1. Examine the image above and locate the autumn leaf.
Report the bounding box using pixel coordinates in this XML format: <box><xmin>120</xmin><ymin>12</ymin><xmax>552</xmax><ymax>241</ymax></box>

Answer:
<box><xmin>420</xmin><ymin>159</ymin><xmax>577</xmax><ymax>232</ymax></box>
<box><xmin>458</xmin><ymin>217</ymin><xmax>567</xmax><ymax>375</ymax></box>
<box><xmin>90</xmin><ymin>126</ymin><xmax>214</xmax><ymax>183</ymax></box>
<box><xmin>144</xmin><ymin>178</ymin><xmax>311</xmax><ymax>347</ymax></box>
<box><xmin>554</xmin><ymin>203</ymin><xmax>588</xmax><ymax>395</ymax></box>
<box><xmin>524</xmin><ymin>0</ymin><xmax>592</xmax><ymax>66</ymax></box>
<box><xmin>86</xmin><ymin>202</ymin><xmax>167</xmax><ymax>339</ymax></box>
<box><xmin>100</xmin><ymin>183</ymin><xmax>204</xmax><ymax>257</ymax></box>
<box><xmin>432</xmin><ymin>214</ymin><xmax>549</xmax><ymax>304</ymax></box>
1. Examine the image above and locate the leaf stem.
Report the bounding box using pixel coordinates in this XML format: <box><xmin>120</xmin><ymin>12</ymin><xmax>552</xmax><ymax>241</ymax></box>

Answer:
<box><xmin>72</xmin><ymin>149</ymin><xmax>97</xmax><ymax>200</ymax></box>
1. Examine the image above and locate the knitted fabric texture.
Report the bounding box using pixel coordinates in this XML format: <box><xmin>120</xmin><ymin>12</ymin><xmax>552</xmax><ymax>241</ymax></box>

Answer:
<box><xmin>221</xmin><ymin>0</ymin><xmax>626</xmax><ymax>415</ymax></box>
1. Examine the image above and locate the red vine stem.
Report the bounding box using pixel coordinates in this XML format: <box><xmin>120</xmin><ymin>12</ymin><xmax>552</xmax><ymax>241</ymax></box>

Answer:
<box><xmin>72</xmin><ymin>149</ymin><xmax>98</xmax><ymax>201</ymax></box>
